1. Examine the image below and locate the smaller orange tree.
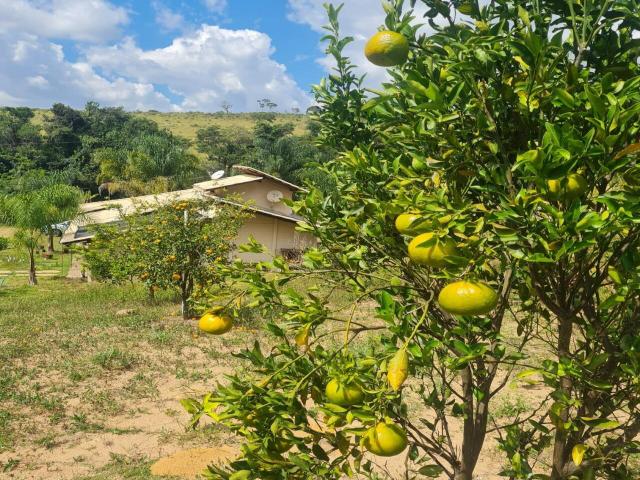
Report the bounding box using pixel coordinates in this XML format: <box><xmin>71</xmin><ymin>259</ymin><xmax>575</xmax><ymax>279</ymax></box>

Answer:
<box><xmin>85</xmin><ymin>197</ymin><xmax>250</xmax><ymax>318</ymax></box>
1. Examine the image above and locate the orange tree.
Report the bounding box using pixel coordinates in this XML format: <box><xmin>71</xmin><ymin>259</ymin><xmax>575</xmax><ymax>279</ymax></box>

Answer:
<box><xmin>85</xmin><ymin>197</ymin><xmax>249</xmax><ymax>318</ymax></box>
<box><xmin>185</xmin><ymin>1</ymin><xmax>640</xmax><ymax>479</ymax></box>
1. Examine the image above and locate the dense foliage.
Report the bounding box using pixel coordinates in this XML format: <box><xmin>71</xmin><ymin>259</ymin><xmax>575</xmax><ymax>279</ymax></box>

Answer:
<box><xmin>195</xmin><ymin>119</ymin><xmax>333</xmax><ymax>188</ymax></box>
<box><xmin>0</xmin><ymin>103</ymin><xmax>199</xmax><ymax>195</ymax></box>
<box><xmin>0</xmin><ymin>103</ymin><xmax>331</xmax><ymax>198</ymax></box>
<box><xmin>185</xmin><ymin>1</ymin><xmax>640</xmax><ymax>479</ymax></box>
<box><xmin>84</xmin><ymin>197</ymin><xmax>250</xmax><ymax>318</ymax></box>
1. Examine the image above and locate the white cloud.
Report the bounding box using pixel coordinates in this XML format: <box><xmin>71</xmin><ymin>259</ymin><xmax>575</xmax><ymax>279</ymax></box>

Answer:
<box><xmin>0</xmin><ymin>0</ymin><xmax>129</xmax><ymax>43</ymax></box>
<box><xmin>202</xmin><ymin>0</ymin><xmax>227</xmax><ymax>14</ymax></box>
<box><xmin>287</xmin><ymin>0</ymin><xmax>429</xmax><ymax>87</ymax></box>
<box><xmin>153</xmin><ymin>2</ymin><xmax>188</xmax><ymax>32</ymax></box>
<box><xmin>26</xmin><ymin>75</ymin><xmax>49</xmax><ymax>88</ymax></box>
<box><xmin>0</xmin><ymin>1</ymin><xmax>312</xmax><ymax>112</ymax></box>
<box><xmin>86</xmin><ymin>26</ymin><xmax>312</xmax><ymax>112</ymax></box>
<box><xmin>0</xmin><ymin>32</ymin><xmax>175</xmax><ymax>111</ymax></box>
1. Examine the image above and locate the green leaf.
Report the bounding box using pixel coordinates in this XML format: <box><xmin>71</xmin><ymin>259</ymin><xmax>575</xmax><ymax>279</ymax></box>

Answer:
<box><xmin>418</xmin><ymin>465</ymin><xmax>444</xmax><ymax>477</ymax></box>
<box><xmin>553</xmin><ymin>88</ymin><xmax>576</xmax><ymax>108</ymax></box>
<box><xmin>580</xmin><ymin>417</ymin><xmax>621</xmax><ymax>431</ymax></box>
<box><xmin>585</xmin><ymin>86</ymin><xmax>606</xmax><ymax>119</ymax></box>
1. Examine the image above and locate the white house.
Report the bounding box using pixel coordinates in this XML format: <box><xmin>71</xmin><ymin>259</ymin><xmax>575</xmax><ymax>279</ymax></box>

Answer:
<box><xmin>60</xmin><ymin>165</ymin><xmax>316</xmax><ymax>262</ymax></box>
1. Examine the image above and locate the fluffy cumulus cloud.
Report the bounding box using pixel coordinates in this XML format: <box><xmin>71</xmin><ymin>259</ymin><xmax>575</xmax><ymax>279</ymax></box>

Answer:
<box><xmin>0</xmin><ymin>32</ymin><xmax>175</xmax><ymax>110</ymax></box>
<box><xmin>86</xmin><ymin>26</ymin><xmax>311</xmax><ymax>111</ymax></box>
<box><xmin>0</xmin><ymin>0</ymin><xmax>129</xmax><ymax>43</ymax></box>
<box><xmin>0</xmin><ymin>0</ymin><xmax>311</xmax><ymax>112</ymax></box>
<box><xmin>287</xmin><ymin>0</ymin><xmax>429</xmax><ymax>87</ymax></box>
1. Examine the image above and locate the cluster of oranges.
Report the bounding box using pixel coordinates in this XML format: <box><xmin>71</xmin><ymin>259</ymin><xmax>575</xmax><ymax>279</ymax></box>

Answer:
<box><xmin>324</xmin><ymin>366</ymin><xmax>408</xmax><ymax>457</ymax></box>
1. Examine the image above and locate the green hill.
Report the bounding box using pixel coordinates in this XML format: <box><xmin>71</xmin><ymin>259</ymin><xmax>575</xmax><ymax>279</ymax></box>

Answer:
<box><xmin>32</xmin><ymin>109</ymin><xmax>310</xmax><ymax>139</ymax></box>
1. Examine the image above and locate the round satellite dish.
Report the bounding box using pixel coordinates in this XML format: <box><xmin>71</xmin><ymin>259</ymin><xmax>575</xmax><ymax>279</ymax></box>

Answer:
<box><xmin>267</xmin><ymin>190</ymin><xmax>284</xmax><ymax>203</ymax></box>
<box><xmin>211</xmin><ymin>170</ymin><xmax>225</xmax><ymax>180</ymax></box>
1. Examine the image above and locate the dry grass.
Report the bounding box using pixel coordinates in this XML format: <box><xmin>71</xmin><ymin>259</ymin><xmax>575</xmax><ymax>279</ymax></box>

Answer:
<box><xmin>0</xmin><ymin>278</ymin><xmax>259</xmax><ymax>479</ymax></box>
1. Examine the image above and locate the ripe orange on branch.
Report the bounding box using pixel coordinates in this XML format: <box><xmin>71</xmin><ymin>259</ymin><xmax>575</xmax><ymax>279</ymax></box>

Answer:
<box><xmin>546</xmin><ymin>173</ymin><xmax>587</xmax><ymax>201</ymax></box>
<box><xmin>365</xmin><ymin>31</ymin><xmax>409</xmax><ymax>67</ymax></box>
<box><xmin>325</xmin><ymin>379</ymin><xmax>364</xmax><ymax>406</ymax></box>
<box><xmin>395</xmin><ymin>213</ymin><xmax>421</xmax><ymax>234</ymax></box>
<box><xmin>438</xmin><ymin>281</ymin><xmax>498</xmax><ymax>316</ymax></box>
<box><xmin>363</xmin><ymin>421</ymin><xmax>408</xmax><ymax>457</ymax></box>
<box><xmin>408</xmin><ymin>232</ymin><xmax>458</xmax><ymax>268</ymax></box>
<box><xmin>198</xmin><ymin>311</ymin><xmax>233</xmax><ymax>335</ymax></box>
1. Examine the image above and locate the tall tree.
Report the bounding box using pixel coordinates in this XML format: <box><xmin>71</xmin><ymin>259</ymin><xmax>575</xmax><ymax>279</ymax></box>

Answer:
<box><xmin>195</xmin><ymin>126</ymin><xmax>252</xmax><ymax>175</ymax></box>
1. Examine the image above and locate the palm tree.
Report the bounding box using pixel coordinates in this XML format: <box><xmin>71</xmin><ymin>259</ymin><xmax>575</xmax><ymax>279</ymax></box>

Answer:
<box><xmin>0</xmin><ymin>184</ymin><xmax>85</xmax><ymax>285</ymax></box>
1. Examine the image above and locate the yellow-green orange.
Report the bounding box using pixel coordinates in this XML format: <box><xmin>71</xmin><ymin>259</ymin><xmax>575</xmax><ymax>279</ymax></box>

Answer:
<box><xmin>438</xmin><ymin>281</ymin><xmax>498</xmax><ymax>316</ymax></box>
<box><xmin>364</xmin><ymin>31</ymin><xmax>409</xmax><ymax>67</ymax></box>
<box><xmin>325</xmin><ymin>379</ymin><xmax>364</xmax><ymax>406</ymax></box>
<box><xmin>198</xmin><ymin>312</ymin><xmax>233</xmax><ymax>335</ymax></box>
<box><xmin>363</xmin><ymin>421</ymin><xmax>408</xmax><ymax>457</ymax></box>
<box><xmin>387</xmin><ymin>349</ymin><xmax>409</xmax><ymax>391</ymax></box>
<box><xmin>547</xmin><ymin>173</ymin><xmax>587</xmax><ymax>201</ymax></box>
<box><xmin>395</xmin><ymin>213</ymin><xmax>421</xmax><ymax>234</ymax></box>
<box><xmin>408</xmin><ymin>233</ymin><xmax>458</xmax><ymax>268</ymax></box>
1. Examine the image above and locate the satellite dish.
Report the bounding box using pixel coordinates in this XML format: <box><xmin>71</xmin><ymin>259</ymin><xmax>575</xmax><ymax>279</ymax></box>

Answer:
<box><xmin>210</xmin><ymin>170</ymin><xmax>225</xmax><ymax>180</ymax></box>
<box><xmin>267</xmin><ymin>190</ymin><xmax>284</xmax><ymax>203</ymax></box>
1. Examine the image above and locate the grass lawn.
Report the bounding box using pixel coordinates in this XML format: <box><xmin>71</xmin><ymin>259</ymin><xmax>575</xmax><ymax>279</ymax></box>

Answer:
<box><xmin>0</xmin><ymin>227</ymin><xmax>73</xmax><ymax>282</ymax></box>
<box><xmin>0</xmin><ymin>278</ymin><xmax>261</xmax><ymax>479</ymax></box>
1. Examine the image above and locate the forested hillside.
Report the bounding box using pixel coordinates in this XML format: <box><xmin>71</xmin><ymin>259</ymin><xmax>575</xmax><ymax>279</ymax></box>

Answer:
<box><xmin>1</xmin><ymin>103</ymin><xmax>328</xmax><ymax>198</ymax></box>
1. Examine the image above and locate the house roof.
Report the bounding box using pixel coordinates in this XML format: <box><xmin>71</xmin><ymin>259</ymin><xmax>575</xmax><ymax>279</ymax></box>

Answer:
<box><xmin>232</xmin><ymin>165</ymin><xmax>306</xmax><ymax>192</ymax></box>
<box><xmin>79</xmin><ymin>188</ymin><xmax>203</xmax><ymax>214</ymax></box>
<box><xmin>193</xmin><ymin>174</ymin><xmax>263</xmax><ymax>192</ymax></box>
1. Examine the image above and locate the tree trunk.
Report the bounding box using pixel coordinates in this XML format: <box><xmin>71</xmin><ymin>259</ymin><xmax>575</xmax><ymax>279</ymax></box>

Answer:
<box><xmin>181</xmin><ymin>294</ymin><xmax>189</xmax><ymax>320</ymax></box>
<box><xmin>28</xmin><ymin>249</ymin><xmax>37</xmax><ymax>286</ymax></box>
<box><xmin>181</xmin><ymin>275</ymin><xmax>194</xmax><ymax>320</ymax></box>
<box><xmin>48</xmin><ymin>232</ymin><xmax>54</xmax><ymax>254</ymax></box>
<box><xmin>455</xmin><ymin>365</ymin><xmax>483</xmax><ymax>480</ymax></box>
<box><xmin>551</xmin><ymin>315</ymin><xmax>574</xmax><ymax>479</ymax></box>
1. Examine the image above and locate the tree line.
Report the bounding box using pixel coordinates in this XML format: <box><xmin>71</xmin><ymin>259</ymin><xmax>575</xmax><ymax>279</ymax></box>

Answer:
<box><xmin>0</xmin><ymin>102</ymin><xmax>329</xmax><ymax>198</ymax></box>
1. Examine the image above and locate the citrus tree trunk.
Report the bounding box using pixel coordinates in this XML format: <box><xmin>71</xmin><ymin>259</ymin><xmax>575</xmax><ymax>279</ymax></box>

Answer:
<box><xmin>28</xmin><ymin>248</ymin><xmax>37</xmax><ymax>286</ymax></box>
<box><xmin>551</xmin><ymin>315</ymin><xmax>574</xmax><ymax>479</ymax></box>
<box><xmin>48</xmin><ymin>231</ymin><xmax>55</xmax><ymax>254</ymax></box>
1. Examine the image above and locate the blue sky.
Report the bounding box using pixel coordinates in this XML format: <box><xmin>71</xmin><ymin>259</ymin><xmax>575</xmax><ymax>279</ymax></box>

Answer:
<box><xmin>0</xmin><ymin>0</ymin><xmax>398</xmax><ymax>112</ymax></box>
